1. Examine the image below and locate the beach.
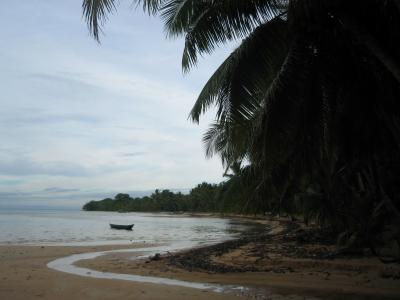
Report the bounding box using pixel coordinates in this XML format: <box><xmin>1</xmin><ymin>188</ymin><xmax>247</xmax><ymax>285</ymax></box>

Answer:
<box><xmin>1</xmin><ymin>218</ymin><xmax>399</xmax><ymax>300</ymax></box>
<box><xmin>2</xmin><ymin>1</ymin><xmax>400</xmax><ymax>299</ymax></box>
<box><xmin>0</xmin><ymin>244</ymin><xmax>241</xmax><ymax>300</ymax></box>
<box><xmin>0</xmin><ymin>210</ymin><xmax>248</xmax><ymax>299</ymax></box>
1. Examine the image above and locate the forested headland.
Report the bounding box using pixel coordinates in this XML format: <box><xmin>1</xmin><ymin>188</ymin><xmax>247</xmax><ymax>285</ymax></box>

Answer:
<box><xmin>82</xmin><ymin>181</ymin><xmax>252</xmax><ymax>213</ymax></box>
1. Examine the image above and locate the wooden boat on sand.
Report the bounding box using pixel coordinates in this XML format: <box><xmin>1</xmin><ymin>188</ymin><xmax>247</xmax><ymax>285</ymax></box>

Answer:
<box><xmin>109</xmin><ymin>223</ymin><xmax>134</xmax><ymax>230</ymax></box>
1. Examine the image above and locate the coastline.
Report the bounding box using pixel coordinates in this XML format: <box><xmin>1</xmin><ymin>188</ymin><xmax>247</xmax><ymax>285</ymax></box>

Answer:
<box><xmin>1</xmin><ymin>218</ymin><xmax>399</xmax><ymax>300</ymax></box>
<box><xmin>76</xmin><ymin>218</ymin><xmax>400</xmax><ymax>300</ymax></box>
<box><xmin>0</xmin><ymin>244</ymin><xmax>240</xmax><ymax>300</ymax></box>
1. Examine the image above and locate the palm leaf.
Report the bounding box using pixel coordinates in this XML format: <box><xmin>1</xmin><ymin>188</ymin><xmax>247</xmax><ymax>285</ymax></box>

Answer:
<box><xmin>82</xmin><ymin>0</ymin><xmax>164</xmax><ymax>41</ymax></box>
<box><xmin>251</xmin><ymin>39</ymin><xmax>319</xmax><ymax>171</ymax></box>
<box><xmin>202</xmin><ymin>119</ymin><xmax>251</xmax><ymax>167</ymax></box>
<box><xmin>82</xmin><ymin>0</ymin><xmax>118</xmax><ymax>41</ymax></box>
<box><xmin>161</xmin><ymin>0</ymin><xmax>199</xmax><ymax>37</ymax></box>
<box><xmin>162</xmin><ymin>0</ymin><xmax>287</xmax><ymax>71</ymax></box>
<box><xmin>189</xmin><ymin>17</ymin><xmax>289</xmax><ymax>124</ymax></box>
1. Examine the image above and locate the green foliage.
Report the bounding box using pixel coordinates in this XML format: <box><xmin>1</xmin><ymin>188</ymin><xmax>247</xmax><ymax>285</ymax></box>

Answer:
<box><xmin>82</xmin><ymin>0</ymin><xmax>400</xmax><ymax>259</ymax></box>
<box><xmin>83</xmin><ymin>182</ymin><xmax>240</xmax><ymax>213</ymax></box>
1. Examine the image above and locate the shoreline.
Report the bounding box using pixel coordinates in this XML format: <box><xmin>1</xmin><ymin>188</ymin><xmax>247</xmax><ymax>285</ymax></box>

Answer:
<box><xmin>1</xmin><ymin>218</ymin><xmax>400</xmax><ymax>300</ymax></box>
<box><xmin>0</xmin><ymin>243</ymin><xmax>241</xmax><ymax>300</ymax></box>
<box><xmin>76</xmin><ymin>219</ymin><xmax>400</xmax><ymax>299</ymax></box>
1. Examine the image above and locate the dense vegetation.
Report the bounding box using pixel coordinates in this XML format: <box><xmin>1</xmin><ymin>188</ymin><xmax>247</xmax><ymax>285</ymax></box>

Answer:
<box><xmin>83</xmin><ymin>183</ymin><xmax>216</xmax><ymax>212</ymax></box>
<box><xmin>82</xmin><ymin>0</ymin><xmax>400</xmax><ymax>260</ymax></box>
<box><xmin>83</xmin><ymin>181</ymin><xmax>253</xmax><ymax>213</ymax></box>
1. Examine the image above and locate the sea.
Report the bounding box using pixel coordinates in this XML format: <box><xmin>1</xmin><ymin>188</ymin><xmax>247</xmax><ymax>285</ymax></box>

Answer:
<box><xmin>0</xmin><ymin>207</ymin><xmax>254</xmax><ymax>246</ymax></box>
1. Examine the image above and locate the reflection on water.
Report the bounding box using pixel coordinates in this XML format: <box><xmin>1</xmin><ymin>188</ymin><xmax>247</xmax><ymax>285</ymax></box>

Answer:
<box><xmin>0</xmin><ymin>209</ymin><xmax>254</xmax><ymax>246</ymax></box>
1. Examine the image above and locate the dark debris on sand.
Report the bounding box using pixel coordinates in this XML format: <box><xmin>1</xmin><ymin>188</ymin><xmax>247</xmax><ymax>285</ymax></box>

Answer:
<box><xmin>160</xmin><ymin>220</ymin><xmax>370</xmax><ymax>274</ymax></box>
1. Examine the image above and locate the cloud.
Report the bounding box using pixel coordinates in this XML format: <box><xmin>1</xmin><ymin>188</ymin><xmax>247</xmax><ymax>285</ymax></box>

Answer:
<box><xmin>0</xmin><ymin>0</ymin><xmax>226</xmax><ymax>208</ymax></box>
<box><xmin>0</xmin><ymin>109</ymin><xmax>102</xmax><ymax>127</ymax></box>
<box><xmin>27</xmin><ymin>72</ymin><xmax>98</xmax><ymax>91</ymax></box>
<box><xmin>119</xmin><ymin>152</ymin><xmax>146</xmax><ymax>157</ymax></box>
<box><xmin>42</xmin><ymin>187</ymin><xmax>81</xmax><ymax>193</ymax></box>
<box><xmin>0</xmin><ymin>179</ymin><xmax>25</xmax><ymax>186</ymax></box>
<box><xmin>0</xmin><ymin>158</ymin><xmax>91</xmax><ymax>177</ymax></box>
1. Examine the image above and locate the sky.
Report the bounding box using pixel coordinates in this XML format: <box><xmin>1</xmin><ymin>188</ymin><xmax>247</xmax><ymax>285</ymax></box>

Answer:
<box><xmin>0</xmin><ymin>0</ymin><xmax>235</xmax><ymax>208</ymax></box>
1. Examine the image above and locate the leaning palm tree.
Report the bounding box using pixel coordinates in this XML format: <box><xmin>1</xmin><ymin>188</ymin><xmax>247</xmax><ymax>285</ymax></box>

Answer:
<box><xmin>83</xmin><ymin>0</ymin><xmax>400</xmax><ymax>255</ymax></box>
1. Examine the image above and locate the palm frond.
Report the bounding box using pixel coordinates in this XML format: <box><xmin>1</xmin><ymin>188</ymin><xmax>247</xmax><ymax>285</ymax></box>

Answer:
<box><xmin>82</xmin><ymin>0</ymin><xmax>118</xmax><ymax>41</ymax></box>
<box><xmin>202</xmin><ymin>119</ymin><xmax>251</xmax><ymax>167</ymax></box>
<box><xmin>202</xmin><ymin>121</ymin><xmax>227</xmax><ymax>159</ymax></box>
<box><xmin>167</xmin><ymin>0</ymin><xmax>287</xmax><ymax>71</ymax></box>
<box><xmin>161</xmin><ymin>0</ymin><xmax>198</xmax><ymax>37</ymax></box>
<box><xmin>189</xmin><ymin>17</ymin><xmax>288</xmax><ymax>124</ymax></box>
<box><xmin>82</xmin><ymin>0</ymin><xmax>164</xmax><ymax>41</ymax></box>
<box><xmin>252</xmin><ymin>41</ymin><xmax>311</xmax><ymax>169</ymax></box>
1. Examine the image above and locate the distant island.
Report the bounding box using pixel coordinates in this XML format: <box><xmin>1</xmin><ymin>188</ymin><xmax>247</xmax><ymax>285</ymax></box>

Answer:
<box><xmin>82</xmin><ymin>182</ymin><xmax>247</xmax><ymax>213</ymax></box>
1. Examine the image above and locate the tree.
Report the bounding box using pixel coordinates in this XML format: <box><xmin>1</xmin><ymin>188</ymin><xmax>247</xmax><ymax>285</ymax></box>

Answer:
<box><xmin>82</xmin><ymin>0</ymin><xmax>400</xmax><ymax>257</ymax></box>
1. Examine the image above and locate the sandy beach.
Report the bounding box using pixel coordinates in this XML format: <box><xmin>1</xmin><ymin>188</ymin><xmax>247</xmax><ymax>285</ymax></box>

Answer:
<box><xmin>1</xmin><ymin>219</ymin><xmax>399</xmax><ymax>300</ymax></box>
<box><xmin>0</xmin><ymin>244</ymin><xmax>242</xmax><ymax>300</ymax></box>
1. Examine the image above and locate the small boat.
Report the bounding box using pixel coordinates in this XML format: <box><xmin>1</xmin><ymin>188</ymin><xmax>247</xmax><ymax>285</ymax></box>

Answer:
<box><xmin>109</xmin><ymin>223</ymin><xmax>134</xmax><ymax>230</ymax></box>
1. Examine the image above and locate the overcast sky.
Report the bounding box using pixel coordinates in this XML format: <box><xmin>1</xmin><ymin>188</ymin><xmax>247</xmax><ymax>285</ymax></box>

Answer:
<box><xmin>0</xmin><ymin>0</ymin><xmax>235</xmax><ymax>207</ymax></box>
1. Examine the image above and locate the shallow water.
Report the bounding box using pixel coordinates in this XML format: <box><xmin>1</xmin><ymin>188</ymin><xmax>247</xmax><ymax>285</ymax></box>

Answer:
<box><xmin>0</xmin><ymin>209</ymin><xmax>252</xmax><ymax>246</ymax></box>
<box><xmin>47</xmin><ymin>239</ymin><xmax>255</xmax><ymax>295</ymax></box>
<box><xmin>1</xmin><ymin>208</ymin><xmax>264</xmax><ymax>295</ymax></box>
<box><xmin>48</xmin><ymin>242</ymin><xmax>224</xmax><ymax>291</ymax></box>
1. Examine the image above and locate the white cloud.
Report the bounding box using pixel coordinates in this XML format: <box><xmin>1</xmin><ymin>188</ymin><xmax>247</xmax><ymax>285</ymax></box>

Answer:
<box><xmin>0</xmin><ymin>0</ymin><xmax>231</xmax><ymax>207</ymax></box>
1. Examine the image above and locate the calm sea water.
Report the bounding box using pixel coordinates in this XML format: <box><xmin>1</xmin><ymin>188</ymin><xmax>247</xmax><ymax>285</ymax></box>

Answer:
<box><xmin>0</xmin><ymin>208</ymin><xmax>252</xmax><ymax>246</ymax></box>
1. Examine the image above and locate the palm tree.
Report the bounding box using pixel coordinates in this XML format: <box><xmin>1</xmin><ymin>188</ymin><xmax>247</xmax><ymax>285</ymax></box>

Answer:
<box><xmin>82</xmin><ymin>0</ymin><xmax>400</xmax><ymax>255</ymax></box>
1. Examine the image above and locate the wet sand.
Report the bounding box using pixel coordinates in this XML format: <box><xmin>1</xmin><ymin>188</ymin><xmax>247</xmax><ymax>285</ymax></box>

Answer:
<box><xmin>0</xmin><ymin>244</ymin><xmax>242</xmax><ymax>300</ymax></box>
<box><xmin>78</xmin><ymin>248</ymin><xmax>400</xmax><ymax>299</ymax></box>
<box><xmin>76</xmin><ymin>220</ymin><xmax>400</xmax><ymax>300</ymax></box>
